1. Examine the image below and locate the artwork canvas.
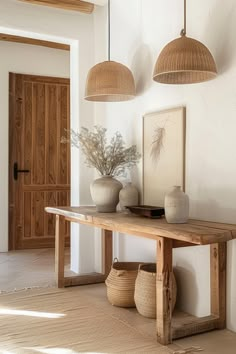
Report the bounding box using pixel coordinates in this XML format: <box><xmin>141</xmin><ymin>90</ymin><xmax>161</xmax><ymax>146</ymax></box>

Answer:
<box><xmin>142</xmin><ymin>107</ymin><xmax>186</xmax><ymax>207</ymax></box>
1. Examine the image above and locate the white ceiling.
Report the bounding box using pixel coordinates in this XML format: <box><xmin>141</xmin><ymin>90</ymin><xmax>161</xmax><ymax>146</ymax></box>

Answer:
<box><xmin>82</xmin><ymin>0</ymin><xmax>107</xmax><ymax>6</ymax></box>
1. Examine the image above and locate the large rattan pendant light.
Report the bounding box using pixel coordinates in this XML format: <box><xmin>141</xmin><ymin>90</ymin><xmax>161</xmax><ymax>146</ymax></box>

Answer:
<box><xmin>153</xmin><ymin>0</ymin><xmax>217</xmax><ymax>84</ymax></box>
<box><xmin>85</xmin><ymin>0</ymin><xmax>135</xmax><ymax>101</ymax></box>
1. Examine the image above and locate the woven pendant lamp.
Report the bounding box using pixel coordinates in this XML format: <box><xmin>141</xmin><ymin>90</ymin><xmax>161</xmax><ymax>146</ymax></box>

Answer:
<box><xmin>85</xmin><ymin>0</ymin><xmax>135</xmax><ymax>101</ymax></box>
<box><xmin>153</xmin><ymin>0</ymin><xmax>217</xmax><ymax>84</ymax></box>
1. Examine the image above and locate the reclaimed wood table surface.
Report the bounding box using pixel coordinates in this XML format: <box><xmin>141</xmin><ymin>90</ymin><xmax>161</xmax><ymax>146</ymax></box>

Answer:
<box><xmin>45</xmin><ymin>206</ymin><xmax>236</xmax><ymax>345</ymax></box>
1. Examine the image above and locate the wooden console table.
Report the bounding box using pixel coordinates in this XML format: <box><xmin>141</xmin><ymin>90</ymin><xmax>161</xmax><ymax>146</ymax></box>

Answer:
<box><xmin>45</xmin><ymin>206</ymin><xmax>236</xmax><ymax>345</ymax></box>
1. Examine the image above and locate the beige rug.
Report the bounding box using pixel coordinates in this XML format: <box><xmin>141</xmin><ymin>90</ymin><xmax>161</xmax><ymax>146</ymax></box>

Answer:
<box><xmin>0</xmin><ymin>284</ymin><xmax>185</xmax><ymax>354</ymax></box>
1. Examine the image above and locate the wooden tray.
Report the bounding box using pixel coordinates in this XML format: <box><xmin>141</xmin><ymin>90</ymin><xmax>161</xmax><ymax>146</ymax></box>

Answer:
<box><xmin>125</xmin><ymin>205</ymin><xmax>165</xmax><ymax>218</ymax></box>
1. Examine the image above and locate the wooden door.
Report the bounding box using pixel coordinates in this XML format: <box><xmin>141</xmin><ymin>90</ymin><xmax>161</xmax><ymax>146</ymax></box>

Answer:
<box><xmin>9</xmin><ymin>73</ymin><xmax>70</xmax><ymax>250</ymax></box>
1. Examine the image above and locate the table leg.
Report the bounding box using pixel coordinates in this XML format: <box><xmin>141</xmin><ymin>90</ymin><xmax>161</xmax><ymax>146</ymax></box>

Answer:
<box><xmin>156</xmin><ymin>237</ymin><xmax>173</xmax><ymax>345</ymax></box>
<box><xmin>102</xmin><ymin>229</ymin><xmax>113</xmax><ymax>277</ymax></box>
<box><xmin>210</xmin><ymin>242</ymin><xmax>226</xmax><ymax>329</ymax></box>
<box><xmin>55</xmin><ymin>214</ymin><xmax>65</xmax><ymax>288</ymax></box>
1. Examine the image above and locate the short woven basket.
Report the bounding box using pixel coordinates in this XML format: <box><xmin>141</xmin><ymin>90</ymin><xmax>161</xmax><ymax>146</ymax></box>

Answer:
<box><xmin>134</xmin><ymin>263</ymin><xmax>177</xmax><ymax>318</ymax></box>
<box><xmin>105</xmin><ymin>260</ymin><xmax>141</xmax><ymax>308</ymax></box>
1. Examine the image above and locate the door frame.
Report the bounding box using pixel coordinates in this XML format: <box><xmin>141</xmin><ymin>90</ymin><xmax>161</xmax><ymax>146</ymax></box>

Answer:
<box><xmin>0</xmin><ymin>28</ymin><xmax>79</xmax><ymax>253</ymax></box>
<box><xmin>2</xmin><ymin>26</ymin><xmax>96</xmax><ymax>276</ymax></box>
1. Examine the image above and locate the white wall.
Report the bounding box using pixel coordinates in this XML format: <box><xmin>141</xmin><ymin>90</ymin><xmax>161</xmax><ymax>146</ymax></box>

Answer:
<box><xmin>94</xmin><ymin>0</ymin><xmax>236</xmax><ymax>331</ymax></box>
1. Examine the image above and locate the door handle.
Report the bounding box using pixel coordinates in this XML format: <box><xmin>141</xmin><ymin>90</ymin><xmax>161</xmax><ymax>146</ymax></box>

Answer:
<box><xmin>13</xmin><ymin>162</ymin><xmax>30</xmax><ymax>180</ymax></box>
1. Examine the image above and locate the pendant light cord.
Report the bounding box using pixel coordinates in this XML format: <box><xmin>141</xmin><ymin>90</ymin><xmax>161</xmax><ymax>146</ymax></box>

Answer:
<box><xmin>108</xmin><ymin>0</ymin><xmax>111</xmax><ymax>61</ymax></box>
<box><xmin>180</xmin><ymin>0</ymin><xmax>186</xmax><ymax>36</ymax></box>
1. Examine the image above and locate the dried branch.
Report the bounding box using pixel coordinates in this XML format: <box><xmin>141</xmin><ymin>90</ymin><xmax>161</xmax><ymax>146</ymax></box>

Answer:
<box><xmin>61</xmin><ymin>126</ymin><xmax>141</xmax><ymax>177</ymax></box>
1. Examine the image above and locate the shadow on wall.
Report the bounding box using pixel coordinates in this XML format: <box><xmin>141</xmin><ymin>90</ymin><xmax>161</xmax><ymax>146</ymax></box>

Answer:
<box><xmin>118</xmin><ymin>233</ymin><xmax>156</xmax><ymax>263</ymax></box>
<box><xmin>205</xmin><ymin>0</ymin><xmax>236</xmax><ymax>74</ymax></box>
<box><xmin>174</xmin><ymin>264</ymin><xmax>199</xmax><ymax>315</ymax></box>
<box><xmin>131</xmin><ymin>44</ymin><xmax>153</xmax><ymax>95</ymax></box>
<box><xmin>227</xmin><ymin>239</ymin><xmax>236</xmax><ymax>331</ymax></box>
<box><xmin>190</xmin><ymin>197</ymin><xmax>236</xmax><ymax>224</ymax></box>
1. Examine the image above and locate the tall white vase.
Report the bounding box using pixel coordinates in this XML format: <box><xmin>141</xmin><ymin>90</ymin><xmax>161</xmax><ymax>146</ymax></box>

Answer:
<box><xmin>119</xmin><ymin>182</ymin><xmax>139</xmax><ymax>210</ymax></box>
<box><xmin>90</xmin><ymin>175</ymin><xmax>122</xmax><ymax>213</ymax></box>
<box><xmin>164</xmin><ymin>186</ymin><xmax>189</xmax><ymax>223</ymax></box>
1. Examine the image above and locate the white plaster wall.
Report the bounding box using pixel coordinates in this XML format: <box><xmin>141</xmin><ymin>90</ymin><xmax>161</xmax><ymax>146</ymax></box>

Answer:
<box><xmin>94</xmin><ymin>0</ymin><xmax>236</xmax><ymax>330</ymax></box>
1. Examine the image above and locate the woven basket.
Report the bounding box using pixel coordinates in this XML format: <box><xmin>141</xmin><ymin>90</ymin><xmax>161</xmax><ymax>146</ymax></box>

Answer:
<box><xmin>134</xmin><ymin>263</ymin><xmax>177</xmax><ymax>318</ymax></box>
<box><xmin>105</xmin><ymin>260</ymin><xmax>141</xmax><ymax>308</ymax></box>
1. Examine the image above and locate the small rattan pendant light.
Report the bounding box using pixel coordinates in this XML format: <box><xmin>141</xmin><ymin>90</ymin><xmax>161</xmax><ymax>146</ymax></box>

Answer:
<box><xmin>153</xmin><ymin>0</ymin><xmax>217</xmax><ymax>84</ymax></box>
<box><xmin>85</xmin><ymin>0</ymin><xmax>135</xmax><ymax>101</ymax></box>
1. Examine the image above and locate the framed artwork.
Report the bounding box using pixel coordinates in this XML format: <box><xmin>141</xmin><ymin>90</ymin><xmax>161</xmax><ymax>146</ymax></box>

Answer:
<box><xmin>142</xmin><ymin>107</ymin><xmax>186</xmax><ymax>206</ymax></box>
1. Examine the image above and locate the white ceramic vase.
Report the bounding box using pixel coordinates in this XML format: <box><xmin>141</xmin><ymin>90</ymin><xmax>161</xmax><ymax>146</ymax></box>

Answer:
<box><xmin>164</xmin><ymin>186</ymin><xmax>189</xmax><ymax>223</ymax></box>
<box><xmin>90</xmin><ymin>175</ymin><xmax>122</xmax><ymax>213</ymax></box>
<box><xmin>119</xmin><ymin>182</ymin><xmax>139</xmax><ymax>210</ymax></box>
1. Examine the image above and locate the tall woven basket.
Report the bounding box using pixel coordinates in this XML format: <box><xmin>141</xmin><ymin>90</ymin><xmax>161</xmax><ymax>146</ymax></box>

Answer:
<box><xmin>134</xmin><ymin>263</ymin><xmax>177</xmax><ymax>318</ymax></box>
<box><xmin>105</xmin><ymin>260</ymin><xmax>141</xmax><ymax>308</ymax></box>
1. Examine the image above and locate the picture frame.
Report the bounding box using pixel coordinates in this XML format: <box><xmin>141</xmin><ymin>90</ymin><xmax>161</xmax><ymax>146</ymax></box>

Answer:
<box><xmin>142</xmin><ymin>107</ymin><xmax>186</xmax><ymax>207</ymax></box>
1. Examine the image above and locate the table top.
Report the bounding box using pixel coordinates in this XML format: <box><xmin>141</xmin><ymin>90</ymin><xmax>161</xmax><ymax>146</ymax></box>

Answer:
<box><xmin>45</xmin><ymin>206</ymin><xmax>236</xmax><ymax>245</ymax></box>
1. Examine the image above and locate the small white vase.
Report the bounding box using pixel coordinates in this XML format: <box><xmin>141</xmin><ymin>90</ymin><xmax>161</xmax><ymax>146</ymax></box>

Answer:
<box><xmin>90</xmin><ymin>175</ymin><xmax>122</xmax><ymax>213</ymax></box>
<box><xmin>119</xmin><ymin>182</ymin><xmax>139</xmax><ymax>210</ymax></box>
<box><xmin>164</xmin><ymin>186</ymin><xmax>189</xmax><ymax>223</ymax></box>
